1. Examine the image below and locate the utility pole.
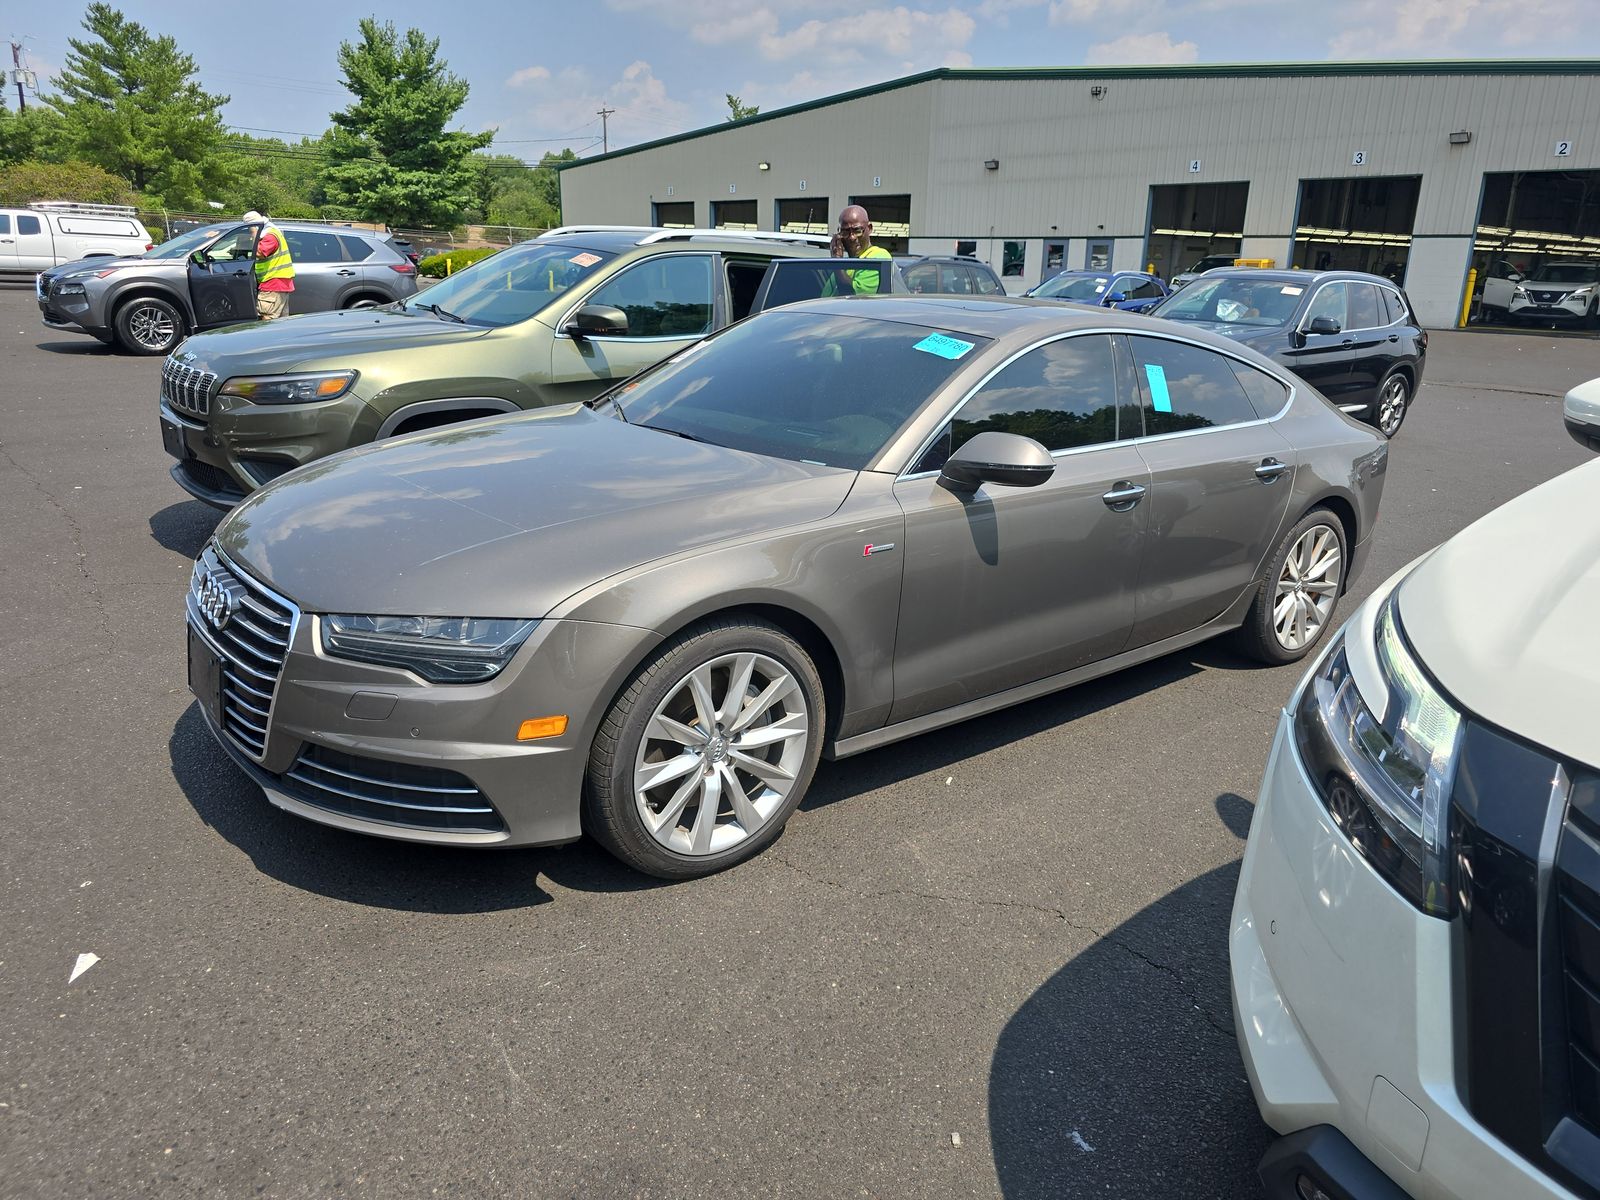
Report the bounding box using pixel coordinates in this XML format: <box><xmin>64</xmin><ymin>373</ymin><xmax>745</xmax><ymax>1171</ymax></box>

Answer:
<box><xmin>11</xmin><ymin>41</ymin><xmax>26</xmax><ymax>112</ymax></box>
<box><xmin>597</xmin><ymin>106</ymin><xmax>615</xmax><ymax>154</ymax></box>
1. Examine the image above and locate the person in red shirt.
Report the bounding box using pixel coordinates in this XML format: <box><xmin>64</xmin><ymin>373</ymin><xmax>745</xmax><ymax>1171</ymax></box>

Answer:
<box><xmin>242</xmin><ymin>210</ymin><xmax>296</xmax><ymax>320</ymax></box>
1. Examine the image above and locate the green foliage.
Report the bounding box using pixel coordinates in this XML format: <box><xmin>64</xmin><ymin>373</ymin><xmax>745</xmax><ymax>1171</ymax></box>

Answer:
<box><xmin>0</xmin><ymin>159</ymin><xmax>137</xmax><ymax>206</ymax></box>
<box><xmin>0</xmin><ymin>108</ymin><xmax>67</xmax><ymax>167</ymax></box>
<box><xmin>320</xmin><ymin>18</ymin><xmax>495</xmax><ymax>228</ymax></box>
<box><xmin>418</xmin><ymin>247</ymin><xmax>497</xmax><ymax>277</ymax></box>
<box><xmin>725</xmin><ymin>94</ymin><xmax>760</xmax><ymax>122</ymax></box>
<box><xmin>218</xmin><ymin>132</ymin><xmax>330</xmax><ymax>218</ymax></box>
<box><xmin>44</xmin><ymin>3</ymin><xmax>232</xmax><ymax>208</ymax></box>
<box><xmin>471</xmin><ymin>147</ymin><xmax>573</xmax><ymax>229</ymax></box>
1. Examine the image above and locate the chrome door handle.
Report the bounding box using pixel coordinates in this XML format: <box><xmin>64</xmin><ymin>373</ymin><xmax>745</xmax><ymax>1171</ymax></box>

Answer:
<box><xmin>1254</xmin><ymin>458</ymin><xmax>1290</xmax><ymax>483</ymax></box>
<box><xmin>1102</xmin><ymin>481</ymin><xmax>1146</xmax><ymax>511</ymax></box>
<box><xmin>337</xmin><ymin>269</ymin><xmax>356</xmax><ymax>276</ymax></box>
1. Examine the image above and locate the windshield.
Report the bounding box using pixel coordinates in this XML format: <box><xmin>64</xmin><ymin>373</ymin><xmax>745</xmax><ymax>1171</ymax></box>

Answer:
<box><xmin>145</xmin><ymin>225</ymin><xmax>231</xmax><ymax>260</ymax></box>
<box><xmin>1152</xmin><ymin>276</ymin><xmax>1303</xmax><ymax>327</ymax></box>
<box><xmin>404</xmin><ymin>241</ymin><xmax>615</xmax><ymax>327</ymax></box>
<box><xmin>612</xmin><ymin>311</ymin><xmax>990</xmax><ymax>471</ymax></box>
<box><xmin>1538</xmin><ymin>262</ymin><xmax>1600</xmax><ymax>284</ymax></box>
<box><xmin>1032</xmin><ymin>274</ymin><xmax>1111</xmax><ymax>301</ymax></box>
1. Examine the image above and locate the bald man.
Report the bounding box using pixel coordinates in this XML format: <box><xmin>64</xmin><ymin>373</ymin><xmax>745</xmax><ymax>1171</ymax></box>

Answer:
<box><xmin>827</xmin><ymin>204</ymin><xmax>891</xmax><ymax>294</ymax></box>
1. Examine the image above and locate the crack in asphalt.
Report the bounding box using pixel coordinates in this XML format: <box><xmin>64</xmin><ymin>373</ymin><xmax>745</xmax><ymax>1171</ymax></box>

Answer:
<box><xmin>0</xmin><ymin>442</ymin><xmax>116</xmax><ymax>655</ymax></box>
<box><xmin>1424</xmin><ymin>380</ymin><xmax>1565</xmax><ymax>399</ymax></box>
<box><xmin>764</xmin><ymin>851</ymin><xmax>1236</xmax><ymax>1040</ymax></box>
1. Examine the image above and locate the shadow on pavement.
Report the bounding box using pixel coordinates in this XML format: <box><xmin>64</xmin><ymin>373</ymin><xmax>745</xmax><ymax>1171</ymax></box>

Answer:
<box><xmin>149</xmin><ymin>499</ymin><xmax>224</xmax><ymax>559</ymax></box>
<box><xmin>36</xmin><ymin>337</ymin><xmax>117</xmax><ymax>355</ymax></box>
<box><xmin>987</xmin><ymin>852</ymin><xmax>1268</xmax><ymax>1199</ymax></box>
<box><xmin>168</xmin><ymin>704</ymin><xmax>661</xmax><ymax>912</ymax></box>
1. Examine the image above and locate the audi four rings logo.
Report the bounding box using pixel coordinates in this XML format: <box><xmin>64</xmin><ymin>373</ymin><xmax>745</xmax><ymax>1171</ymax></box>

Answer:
<box><xmin>197</xmin><ymin>570</ymin><xmax>241</xmax><ymax>631</ymax></box>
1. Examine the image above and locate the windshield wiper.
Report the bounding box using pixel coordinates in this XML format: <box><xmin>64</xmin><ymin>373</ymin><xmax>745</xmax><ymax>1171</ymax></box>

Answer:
<box><xmin>416</xmin><ymin>301</ymin><xmax>466</xmax><ymax>324</ymax></box>
<box><xmin>644</xmin><ymin>424</ymin><xmax>709</xmax><ymax>444</ymax></box>
<box><xmin>587</xmin><ymin>392</ymin><xmax>629</xmax><ymax>422</ymax></box>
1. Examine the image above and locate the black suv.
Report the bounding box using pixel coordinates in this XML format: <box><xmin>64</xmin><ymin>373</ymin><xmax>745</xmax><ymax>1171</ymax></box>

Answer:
<box><xmin>1149</xmin><ymin>268</ymin><xmax>1427</xmax><ymax>437</ymax></box>
<box><xmin>749</xmin><ymin>254</ymin><xmax>1004</xmax><ymax>311</ymax></box>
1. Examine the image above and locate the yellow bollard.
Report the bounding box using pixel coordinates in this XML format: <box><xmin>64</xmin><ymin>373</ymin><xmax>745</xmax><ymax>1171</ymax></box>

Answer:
<box><xmin>1146</xmin><ymin>262</ymin><xmax>1156</xmax><ymax>274</ymax></box>
<box><xmin>1458</xmin><ymin>267</ymin><xmax>1476</xmax><ymax>328</ymax></box>
<box><xmin>446</xmin><ymin>257</ymin><xmax>453</xmax><ymax>276</ymax></box>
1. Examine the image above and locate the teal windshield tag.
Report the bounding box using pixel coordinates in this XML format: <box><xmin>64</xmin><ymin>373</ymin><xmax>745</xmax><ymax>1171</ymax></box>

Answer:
<box><xmin>1144</xmin><ymin>363</ymin><xmax>1173</xmax><ymax>412</ymax></box>
<box><xmin>913</xmin><ymin>333</ymin><xmax>976</xmax><ymax>360</ymax></box>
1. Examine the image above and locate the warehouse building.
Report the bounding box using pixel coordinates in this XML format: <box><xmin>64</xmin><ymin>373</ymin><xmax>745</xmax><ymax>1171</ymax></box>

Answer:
<box><xmin>558</xmin><ymin>60</ymin><xmax>1600</xmax><ymax>328</ymax></box>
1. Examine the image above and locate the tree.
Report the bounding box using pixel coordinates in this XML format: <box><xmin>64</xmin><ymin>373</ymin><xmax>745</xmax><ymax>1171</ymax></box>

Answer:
<box><xmin>725</xmin><ymin>94</ymin><xmax>760</xmax><ymax>122</ymax></box>
<box><xmin>320</xmin><ymin>19</ymin><xmax>494</xmax><ymax>228</ymax></box>
<box><xmin>0</xmin><ymin>107</ymin><xmax>66</xmax><ymax>167</ymax></box>
<box><xmin>44</xmin><ymin>3</ymin><xmax>232</xmax><ymax>207</ymax></box>
<box><xmin>0</xmin><ymin>160</ymin><xmax>135</xmax><ymax>206</ymax></box>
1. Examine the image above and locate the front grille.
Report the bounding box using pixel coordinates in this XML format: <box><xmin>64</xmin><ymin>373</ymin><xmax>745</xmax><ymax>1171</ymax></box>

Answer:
<box><xmin>162</xmin><ymin>357</ymin><xmax>218</xmax><ymax>416</ymax></box>
<box><xmin>188</xmin><ymin>545</ymin><xmax>295</xmax><ymax>761</ymax></box>
<box><xmin>278</xmin><ymin>744</ymin><xmax>505</xmax><ymax>834</ymax></box>
<box><xmin>1533</xmin><ymin>291</ymin><xmax>1568</xmax><ymax>305</ymax></box>
<box><xmin>175</xmin><ymin>458</ymin><xmax>247</xmax><ymax>503</ymax></box>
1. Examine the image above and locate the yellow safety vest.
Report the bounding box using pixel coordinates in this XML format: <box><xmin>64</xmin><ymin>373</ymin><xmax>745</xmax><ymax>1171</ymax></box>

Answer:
<box><xmin>254</xmin><ymin>224</ymin><xmax>296</xmax><ymax>287</ymax></box>
<box><xmin>847</xmin><ymin>245</ymin><xmax>892</xmax><ymax>294</ymax></box>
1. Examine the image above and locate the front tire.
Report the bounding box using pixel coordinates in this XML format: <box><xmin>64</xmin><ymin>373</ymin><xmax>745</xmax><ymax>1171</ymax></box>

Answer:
<box><xmin>1371</xmin><ymin>372</ymin><xmax>1411</xmax><ymax>438</ymax></box>
<box><xmin>113</xmin><ymin>295</ymin><xmax>186</xmax><ymax>355</ymax></box>
<box><xmin>1235</xmin><ymin>509</ymin><xmax>1348</xmax><ymax>666</ymax></box>
<box><xmin>584</xmin><ymin>618</ymin><xmax>825</xmax><ymax>879</ymax></box>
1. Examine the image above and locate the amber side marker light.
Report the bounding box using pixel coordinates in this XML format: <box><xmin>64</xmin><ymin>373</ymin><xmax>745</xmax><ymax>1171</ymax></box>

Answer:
<box><xmin>517</xmin><ymin>716</ymin><xmax>568</xmax><ymax>741</ymax></box>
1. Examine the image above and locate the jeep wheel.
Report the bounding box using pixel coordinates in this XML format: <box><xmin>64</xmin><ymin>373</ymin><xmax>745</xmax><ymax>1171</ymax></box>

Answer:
<box><xmin>114</xmin><ymin>296</ymin><xmax>186</xmax><ymax>356</ymax></box>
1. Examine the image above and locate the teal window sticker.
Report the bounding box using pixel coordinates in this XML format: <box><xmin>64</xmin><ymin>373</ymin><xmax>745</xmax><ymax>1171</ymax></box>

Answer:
<box><xmin>1144</xmin><ymin>363</ymin><xmax>1173</xmax><ymax>413</ymax></box>
<box><xmin>913</xmin><ymin>332</ymin><xmax>976</xmax><ymax>360</ymax></box>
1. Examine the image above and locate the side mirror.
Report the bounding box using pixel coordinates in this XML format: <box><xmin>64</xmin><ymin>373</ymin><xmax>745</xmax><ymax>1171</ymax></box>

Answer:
<box><xmin>1307</xmin><ymin>315</ymin><xmax>1342</xmax><ymax>335</ymax></box>
<box><xmin>939</xmin><ymin>431</ymin><xmax>1055</xmax><ymax>493</ymax></box>
<box><xmin>1507</xmin><ymin>272</ymin><xmax>1524</xmax><ymax>283</ymax></box>
<box><xmin>190</xmin><ymin>249</ymin><xmax>210</xmax><ymax>266</ymax></box>
<box><xmin>1105</xmin><ymin>292</ymin><xmax>1127</xmax><ymax>305</ymax></box>
<box><xmin>564</xmin><ymin>304</ymin><xmax>628</xmax><ymax>339</ymax></box>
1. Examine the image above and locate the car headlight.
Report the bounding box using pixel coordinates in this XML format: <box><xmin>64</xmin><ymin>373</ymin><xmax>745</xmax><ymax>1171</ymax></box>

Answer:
<box><xmin>218</xmin><ymin>371</ymin><xmax>358</xmax><ymax>405</ymax></box>
<box><xmin>1292</xmin><ymin>595</ymin><xmax>1464</xmax><ymax>917</ymax></box>
<box><xmin>1512</xmin><ymin>285</ymin><xmax>1529</xmax><ymax>299</ymax></box>
<box><xmin>1571</xmin><ymin>286</ymin><xmax>1594</xmax><ymax>300</ymax></box>
<box><xmin>56</xmin><ymin>282</ymin><xmax>87</xmax><ymax>295</ymax></box>
<box><xmin>320</xmin><ymin>614</ymin><xmax>536</xmax><ymax>683</ymax></box>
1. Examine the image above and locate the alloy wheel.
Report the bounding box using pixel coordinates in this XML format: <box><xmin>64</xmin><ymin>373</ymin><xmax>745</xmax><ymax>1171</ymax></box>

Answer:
<box><xmin>1273</xmin><ymin>525</ymin><xmax>1342</xmax><ymax>652</ymax></box>
<box><xmin>632</xmin><ymin>651</ymin><xmax>810</xmax><ymax>857</ymax></box>
<box><xmin>1375</xmin><ymin>375</ymin><xmax>1409</xmax><ymax>437</ymax></box>
<box><xmin>128</xmin><ymin>303</ymin><xmax>176</xmax><ymax>351</ymax></box>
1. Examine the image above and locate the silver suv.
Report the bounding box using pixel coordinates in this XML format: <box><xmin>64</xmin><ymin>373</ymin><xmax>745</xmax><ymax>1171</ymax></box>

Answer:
<box><xmin>38</xmin><ymin>220</ymin><xmax>420</xmax><ymax>355</ymax></box>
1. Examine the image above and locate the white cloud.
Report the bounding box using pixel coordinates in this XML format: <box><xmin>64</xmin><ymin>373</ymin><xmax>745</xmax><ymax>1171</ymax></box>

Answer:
<box><xmin>1049</xmin><ymin>0</ymin><xmax>1165</xmax><ymax>25</ymax></box>
<box><xmin>1326</xmin><ymin>0</ymin><xmax>1583</xmax><ymax>56</ymax></box>
<box><xmin>757</xmin><ymin>7</ymin><xmax>977</xmax><ymax>62</ymax></box>
<box><xmin>1085</xmin><ymin>30</ymin><xmax>1199</xmax><ymax>63</ymax></box>
<box><xmin>507</xmin><ymin>66</ymin><xmax>551</xmax><ymax>87</ymax></box>
<box><xmin>497</xmin><ymin>59</ymin><xmax>693</xmax><ymax>154</ymax></box>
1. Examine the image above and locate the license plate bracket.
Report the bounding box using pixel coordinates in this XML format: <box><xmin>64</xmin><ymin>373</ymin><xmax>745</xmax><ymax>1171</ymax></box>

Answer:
<box><xmin>160</xmin><ymin>414</ymin><xmax>190</xmax><ymax>461</ymax></box>
<box><xmin>187</xmin><ymin>624</ymin><xmax>224</xmax><ymax>729</ymax></box>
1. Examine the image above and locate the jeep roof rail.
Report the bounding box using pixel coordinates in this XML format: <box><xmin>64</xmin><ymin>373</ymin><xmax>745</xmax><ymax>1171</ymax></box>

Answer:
<box><xmin>28</xmin><ymin>200</ymin><xmax>140</xmax><ymax>217</ymax></box>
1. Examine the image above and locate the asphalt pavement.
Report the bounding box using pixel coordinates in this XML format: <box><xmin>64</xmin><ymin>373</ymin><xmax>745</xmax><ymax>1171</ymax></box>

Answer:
<box><xmin>1</xmin><ymin>281</ymin><xmax>1594</xmax><ymax>1199</ymax></box>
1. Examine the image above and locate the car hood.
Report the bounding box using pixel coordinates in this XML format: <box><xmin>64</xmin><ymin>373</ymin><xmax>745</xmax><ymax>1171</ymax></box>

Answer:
<box><xmin>48</xmin><ymin>256</ymin><xmax>171</xmax><ymax>281</ymax></box>
<box><xmin>173</xmin><ymin>308</ymin><xmax>493</xmax><ymax>375</ymax></box>
<box><xmin>216</xmin><ymin>405</ymin><xmax>857</xmax><ymax>618</ymax></box>
<box><xmin>1525</xmin><ymin>274</ymin><xmax>1598</xmax><ymax>290</ymax></box>
<box><xmin>1397</xmin><ymin>457</ymin><xmax>1600</xmax><ymax>769</ymax></box>
<box><xmin>1158</xmin><ymin>319</ymin><xmax>1283</xmax><ymax>346</ymax></box>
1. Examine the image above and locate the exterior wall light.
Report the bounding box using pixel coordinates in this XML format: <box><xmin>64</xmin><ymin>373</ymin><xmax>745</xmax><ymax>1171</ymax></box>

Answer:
<box><xmin>983</xmin><ymin>159</ymin><xmax>1000</xmax><ymax>171</ymax></box>
<box><xmin>1449</xmin><ymin>131</ymin><xmax>1472</xmax><ymax>145</ymax></box>
<box><xmin>758</xmin><ymin>161</ymin><xmax>771</xmax><ymax>170</ymax></box>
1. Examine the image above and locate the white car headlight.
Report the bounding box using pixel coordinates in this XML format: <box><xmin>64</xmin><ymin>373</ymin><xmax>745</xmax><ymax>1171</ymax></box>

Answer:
<box><xmin>218</xmin><ymin>371</ymin><xmax>358</xmax><ymax>405</ymax></box>
<box><xmin>321</xmin><ymin>614</ymin><xmax>537</xmax><ymax>683</ymax></box>
<box><xmin>1292</xmin><ymin>594</ymin><xmax>1464</xmax><ymax>917</ymax></box>
<box><xmin>1512</xmin><ymin>285</ymin><xmax>1529</xmax><ymax>299</ymax></box>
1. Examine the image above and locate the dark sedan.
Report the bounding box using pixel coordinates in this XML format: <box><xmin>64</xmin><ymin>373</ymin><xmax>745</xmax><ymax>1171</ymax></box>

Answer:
<box><xmin>1026</xmin><ymin>269</ymin><xmax>1170</xmax><ymax>313</ymax></box>
<box><xmin>185</xmin><ymin>297</ymin><xmax>1387</xmax><ymax>878</ymax></box>
<box><xmin>1149</xmin><ymin>268</ymin><xmax>1426</xmax><ymax>437</ymax></box>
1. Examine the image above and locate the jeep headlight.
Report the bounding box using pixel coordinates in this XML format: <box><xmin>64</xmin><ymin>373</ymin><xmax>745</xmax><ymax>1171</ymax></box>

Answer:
<box><xmin>321</xmin><ymin>615</ymin><xmax>536</xmax><ymax>683</ymax></box>
<box><xmin>218</xmin><ymin>371</ymin><xmax>357</xmax><ymax>405</ymax></box>
<box><xmin>1293</xmin><ymin>595</ymin><xmax>1463</xmax><ymax>917</ymax></box>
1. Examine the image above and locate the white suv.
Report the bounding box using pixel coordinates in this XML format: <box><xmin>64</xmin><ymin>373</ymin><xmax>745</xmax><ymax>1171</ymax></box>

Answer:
<box><xmin>1231</xmin><ymin>408</ymin><xmax>1600</xmax><ymax>1199</ymax></box>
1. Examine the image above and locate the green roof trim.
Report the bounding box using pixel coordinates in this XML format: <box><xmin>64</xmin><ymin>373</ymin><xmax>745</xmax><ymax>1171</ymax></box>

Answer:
<box><xmin>559</xmin><ymin>59</ymin><xmax>1600</xmax><ymax>170</ymax></box>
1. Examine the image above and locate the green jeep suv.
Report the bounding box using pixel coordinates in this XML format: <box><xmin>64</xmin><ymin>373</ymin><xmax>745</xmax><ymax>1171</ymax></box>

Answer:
<box><xmin>158</xmin><ymin>227</ymin><xmax>826</xmax><ymax>507</ymax></box>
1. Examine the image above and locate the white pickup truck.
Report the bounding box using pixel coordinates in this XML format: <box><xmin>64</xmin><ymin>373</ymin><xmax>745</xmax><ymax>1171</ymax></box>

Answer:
<box><xmin>0</xmin><ymin>202</ymin><xmax>154</xmax><ymax>275</ymax></box>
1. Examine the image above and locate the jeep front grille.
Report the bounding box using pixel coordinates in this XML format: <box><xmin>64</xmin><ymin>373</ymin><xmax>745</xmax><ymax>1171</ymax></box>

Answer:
<box><xmin>162</xmin><ymin>358</ymin><xmax>218</xmax><ymax>416</ymax></box>
<box><xmin>187</xmin><ymin>544</ymin><xmax>296</xmax><ymax>761</ymax></box>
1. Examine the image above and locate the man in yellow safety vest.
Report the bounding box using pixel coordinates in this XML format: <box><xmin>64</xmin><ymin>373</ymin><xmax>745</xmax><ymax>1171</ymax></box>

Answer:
<box><xmin>242</xmin><ymin>210</ymin><xmax>295</xmax><ymax>320</ymax></box>
<box><xmin>826</xmin><ymin>204</ymin><xmax>891</xmax><ymax>295</ymax></box>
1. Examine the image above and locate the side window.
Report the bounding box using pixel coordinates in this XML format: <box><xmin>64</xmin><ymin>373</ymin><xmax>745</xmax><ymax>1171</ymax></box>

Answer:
<box><xmin>973</xmin><ymin>267</ymin><xmax>1004</xmax><ymax>295</ymax></box>
<box><xmin>933</xmin><ymin>335</ymin><xmax>1124</xmax><ymax>467</ymax></box>
<box><xmin>1227</xmin><ymin>359</ymin><xmax>1290</xmax><ymax>418</ymax></box>
<box><xmin>1128</xmin><ymin>336</ymin><xmax>1260</xmax><ymax>435</ymax></box>
<box><xmin>0</xmin><ymin>215</ymin><xmax>10</xmax><ymax>234</ymax></box>
<box><xmin>1125</xmin><ymin>279</ymin><xmax>1163</xmax><ymax>300</ymax></box>
<box><xmin>1348</xmin><ymin>283</ymin><xmax>1385</xmax><ymax>330</ymax></box>
<box><xmin>1379</xmin><ymin>287</ymin><xmax>1408</xmax><ymax>326</ymax></box>
<box><xmin>209</xmin><ymin>227</ymin><xmax>257</xmax><ymax>261</ymax></box>
<box><xmin>1302</xmin><ymin>283</ymin><xmax>1348</xmax><ymax>329</ymax></box>
<box><xmin>17</xmin><ymin>215</ymin><xmax>41</xmax><ymax>235</ymax></box>
<box><xmin>284</xmin><ymin>230</ymin><xmax>344</xmax><ymax>263</ymax></box>
<box><xmin>902</xmin><ymin>262</ymin><xmax>939</xmax><ymax>294</ymax></box>
<box><xmin>939</xmin><ymin>264</ymin><xmax>974</xmax><ymax>294</ymax></box>
<box><xmin>340</xmin><ymin>235</ymin><xmax>377</xmax><ymax>262</ymax></box>
<box><xmin>585</xmin><ymin>255</ymin><xmax>713</xmax><ymax>338</ymax></box>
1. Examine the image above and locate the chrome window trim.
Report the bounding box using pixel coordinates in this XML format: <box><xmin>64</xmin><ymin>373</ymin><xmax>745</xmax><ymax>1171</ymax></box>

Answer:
<box><xmin>1296</xmin><ymin>279</ymin><xmax>1411</xmax><ymax>335</ymax></box>
<box><xmin>895</xmin><ymin>325</ymin><xmax>1296</xmax><ymax>480</ymax></box>
<box><xmin>554</xmin><ymin>250</ymin><xmax>718</xmax><ymax>342</ymax></box>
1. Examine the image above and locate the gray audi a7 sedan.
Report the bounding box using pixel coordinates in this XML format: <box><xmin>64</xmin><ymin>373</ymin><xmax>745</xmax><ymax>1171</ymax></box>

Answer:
<box><xmin>184</xmin><ymin>296</ymin><xmax>1388</xmax><ymax>877</ymax></box>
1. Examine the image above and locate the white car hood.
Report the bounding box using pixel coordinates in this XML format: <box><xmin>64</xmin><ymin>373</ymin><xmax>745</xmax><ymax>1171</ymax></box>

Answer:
<box><xmin>1397</xmin><ymin>457</ymin><xmax>1600</xmax><ymax>769</ymax></box>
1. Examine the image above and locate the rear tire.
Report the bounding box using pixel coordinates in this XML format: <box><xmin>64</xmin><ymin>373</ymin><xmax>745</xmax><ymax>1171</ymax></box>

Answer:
<box><xmin>583</xmin><ymin>618</ymin><xmax>825</xmax><ymax>879</ymax></box>
<box><xmin>1370</xmin><ymin>372</ymin><xmax>1411</xmax><ymax>438</ymax></box>
<box><xmin>113</xmin><ymin>295</ymin><xmax>186</xmax><ymax>355</ymax></box>
<box><xmin>1234</xmin><ymin>509</ymin><xmax>1348</xmax><ymax>666</ymax></box>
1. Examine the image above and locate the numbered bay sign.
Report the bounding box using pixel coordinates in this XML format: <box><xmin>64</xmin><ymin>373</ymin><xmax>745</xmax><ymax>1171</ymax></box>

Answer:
<box><xmin>1352</xmin><ymin>150</ymin><xmax>1368</xmax><ymax>166</ymax></box>
<box><xmin>1555</xmin><ymin>140</ymin><xmax>1573</xmax><ymax>157</ymax></box>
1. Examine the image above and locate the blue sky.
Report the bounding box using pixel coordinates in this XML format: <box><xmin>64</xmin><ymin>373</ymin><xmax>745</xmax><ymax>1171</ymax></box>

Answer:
<box><xmin>9</xmin><ymin>0</ymin><xmax>1597</xmax><ymax>163</ymax></box>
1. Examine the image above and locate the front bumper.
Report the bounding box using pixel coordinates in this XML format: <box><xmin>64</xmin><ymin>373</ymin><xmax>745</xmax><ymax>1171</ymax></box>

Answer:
<box><xmin>37</xmin><ymin>288</ymin><xmax>111</xmax><ymax>340</ymax></box>
<box><xmin>1508</xmin><ymin>296</ymin><xmax>1592</xmax><ymax>323</ymax></box>
<box><xmin>186</xmin><ymin>599</ymin><xmax>660</xmax><ymax>848</ymax></box>
<box><xmin>1231</xmin><ymin>705</ymin><xmax>1582</xmax><ymax>1199</ymax></box>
